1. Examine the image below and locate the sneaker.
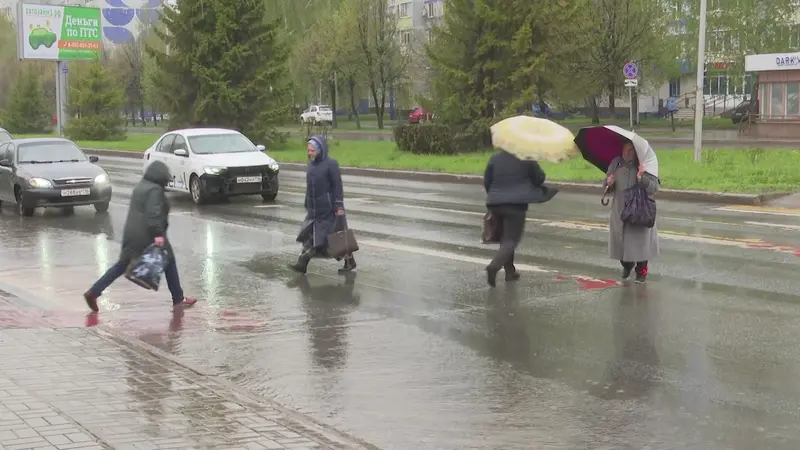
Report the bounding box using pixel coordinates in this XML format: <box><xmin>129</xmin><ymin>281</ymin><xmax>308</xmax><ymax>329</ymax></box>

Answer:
<box><xmin>505</xmin><ymin>272</ymin><xmax>520</xmax><ymax>282</ymax></box>
<box><xmin>83</xmin><ymin>291</ymin><xmax>99</xmax><ymax>312</ymax></box>
<box><xmin>635</xmin><ymin>273</ymin><xmax>647</xmax><ymax>283</ymax></box>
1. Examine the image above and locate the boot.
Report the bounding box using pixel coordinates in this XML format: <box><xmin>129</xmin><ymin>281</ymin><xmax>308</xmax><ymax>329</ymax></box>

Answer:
<box><xmin>504</xmin><ymin>254</ymin><xmax>519</xmax><ymax>281</ymax></box>
<box><xmin>289</xmin><ymin>248</ymin><xmax>315</xmax><ymax>274</ymax></box>
<box><xmin>338</xmin><ymin>255</ymin><xmax>357</xmax><ymax>274</ymax></box>
<box><xmin>634</xmin><ymin>261</ymin><xmax>648</xmax><ymax>283</ymax></box>
<box><xmin>621</xmin><ymin>261</ymin><xmax>634</xmax><ymax>280</ymax></box>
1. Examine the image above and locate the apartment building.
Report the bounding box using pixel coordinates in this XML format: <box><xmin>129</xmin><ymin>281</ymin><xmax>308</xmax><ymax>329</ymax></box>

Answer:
<box><xmin>391</xmin><ymin>0</ymin><xmax>444</xmax><ymax>47</ymax></box>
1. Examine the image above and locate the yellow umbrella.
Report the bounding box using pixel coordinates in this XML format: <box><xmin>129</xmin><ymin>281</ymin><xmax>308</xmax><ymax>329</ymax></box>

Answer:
<box><xmin>490</xmin><ymin>115</ymin><xmax>580</xmax><ymax>163</ymax></box>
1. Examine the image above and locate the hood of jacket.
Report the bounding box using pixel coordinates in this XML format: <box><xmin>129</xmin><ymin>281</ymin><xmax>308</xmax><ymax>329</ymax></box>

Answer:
<box><xmin>143</xmin><ymin>160</ymin><xmax>171</xmax><ymax>186</ymax></box>
<box><xmin>308</xmin><ymin>135</ymin><xmax>329</xmax><ymax>163</ymax></box>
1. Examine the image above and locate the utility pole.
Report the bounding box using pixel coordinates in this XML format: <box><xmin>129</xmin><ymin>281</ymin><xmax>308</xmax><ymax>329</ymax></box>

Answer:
<box><xmin>692</xmin><ymin>0</ymin><xmax>708</xmax><ymax>162</ymax></box>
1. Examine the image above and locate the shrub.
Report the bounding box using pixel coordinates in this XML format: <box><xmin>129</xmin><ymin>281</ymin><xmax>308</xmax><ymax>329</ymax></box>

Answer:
<box><xmin>394</xmin><ymin>122</ymin><xmax>492</xmax><ymax>155</ymax></box>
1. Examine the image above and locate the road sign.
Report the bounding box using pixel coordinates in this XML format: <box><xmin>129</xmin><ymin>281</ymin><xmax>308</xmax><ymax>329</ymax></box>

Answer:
<box><xmin>623</xmin><ymin>62</ymin><xmax>638</xmax><ymax>79</ymax></box>
<box><xmin>624</xmin><ymin>79</ymin><xmax>638</xmax><ymax>87</ymax></box>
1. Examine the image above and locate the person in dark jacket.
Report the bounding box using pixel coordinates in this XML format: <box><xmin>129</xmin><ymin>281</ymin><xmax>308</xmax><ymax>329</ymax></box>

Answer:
<box><xmin>83</xmin><ymin>160</ymin><xmax>197</xmax><ymax>312</ymax></box>
<box><xmin>483</xmin><ymin>150</ymin><xmax>556</xmax><ymax>287</ymax></box>
<box><xmin>289</xmin><ymin>135</ymin><xmax>356</xmax><ymax>274</ymax></box>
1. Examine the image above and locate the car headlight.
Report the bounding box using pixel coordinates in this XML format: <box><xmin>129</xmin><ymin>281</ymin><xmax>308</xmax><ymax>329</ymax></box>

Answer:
<box><xmin>203</xmin><ymin>166</ymin><xmax>225</xmax><ymax>175</ymax></box>
<box><xmin>94</xmin><ymin>173</ymin><xmax>109</xmax><ymax>184</ymax></box>
<box><xmin>268</xmin><ymin>162</ymin><xmax>279</xmax><ymax>172</ymax></box>
<box><xmin>28</xmin><ymin>177</ymin><xmax>52</xmax><ymax>188</ymax></box>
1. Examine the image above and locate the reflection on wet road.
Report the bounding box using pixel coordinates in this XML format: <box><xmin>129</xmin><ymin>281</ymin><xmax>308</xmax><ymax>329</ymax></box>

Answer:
<box><xmin>1</xmin><ymin>156</ymin><xmax>800</xmax><ymax>449</ymax></box>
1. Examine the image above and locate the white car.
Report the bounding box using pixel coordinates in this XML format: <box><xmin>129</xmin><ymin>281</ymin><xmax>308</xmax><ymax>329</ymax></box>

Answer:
<box><xmin>142</xmin><ymin>128</ymin><xmax>280</xmax><ymax>204</ymax></box>
<box><xmin>300</xmin><ymin>105</ymin><xmax>334</xmax><ymax>125</ymax></box>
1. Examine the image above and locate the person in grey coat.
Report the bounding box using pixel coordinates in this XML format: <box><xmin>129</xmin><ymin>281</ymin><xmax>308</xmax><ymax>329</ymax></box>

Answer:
<box><xmin>289</xmin><ymin>135</ymin><xmax>355</xmax><ymax>274</ymax></box>
<box><xmin>483</xmin><ymin>150</ymin><xmax>557</xmax><ymax>287</ymax></box>
<box><xmin>603</xmin><ymin>142</ymin><xmax>660</xmax><ymax>283</ymax></box>
<box><xmin>83</xmin><ymin>160</ymin><xmax>197</xmax><ymax>312</ymax></box>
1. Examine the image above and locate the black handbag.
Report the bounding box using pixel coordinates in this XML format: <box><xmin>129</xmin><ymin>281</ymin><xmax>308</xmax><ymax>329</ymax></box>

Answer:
<box><xmin>482</xmin><ymin>212</ymin><xmax>502</xmax><ymax>244</ymax></box>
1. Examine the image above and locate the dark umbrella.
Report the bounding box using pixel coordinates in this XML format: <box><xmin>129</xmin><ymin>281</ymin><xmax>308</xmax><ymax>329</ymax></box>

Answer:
<box><xmin>573</xmin><ymin>125</ymin><xmax>658</xmax><ymax>174</ymax></box>
<box><xmin>574</xmin><ymin>125</ymin><xmax>659</xmax><ymax>205</ymax></box>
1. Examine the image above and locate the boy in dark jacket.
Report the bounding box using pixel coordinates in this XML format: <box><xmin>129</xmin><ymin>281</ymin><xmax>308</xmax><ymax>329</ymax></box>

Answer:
<box><xmin>83</xmin><ymin>160</ymin><xmax>197</xmax><ymax>312</ymax></box>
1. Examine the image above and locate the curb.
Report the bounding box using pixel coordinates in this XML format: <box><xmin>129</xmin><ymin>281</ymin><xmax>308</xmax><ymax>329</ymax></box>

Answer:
<box><xmin>84</xmin><ymin>148</ymin><xmax>791</xmax><ymax>206</ymax></box>
<box><xmin>0</xmin><ymin>281</ymin><xmax>379</xmax><ymax>450</ymax></box>
<box><xmin>91</xmin><ymin>327</ymin><xmax>381</xmax><ymax>450</ymax></box>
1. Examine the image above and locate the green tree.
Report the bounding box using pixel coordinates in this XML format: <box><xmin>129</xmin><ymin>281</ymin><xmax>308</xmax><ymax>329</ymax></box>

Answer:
<box><xmin>148</xmin><ymin>0</ymin><xmax>293</xmax><ymax>144</ymax></box>
<box><xmin>506</xmin><ymin>0</ymin><xmax>593</xmax><ymax>114</ymax></box>
<box><xmin>291</xmin><ymin>3</ymin><xmax>366</xmax><ymax>128</ymax></box>
<box><xmin>579</xmin><ymin>0</ymin><xmax>675</xmax><ymax>121</ymax></box>
<box><xmin>64</xmin><ymin>61</ymin><xmax>125</xmax><ymax>141</ymax></box>
<box><xmin>0</xmin><ymin>15</ymin><xmax>21</xmax><ymax>111</ymax></box>
<box><xmin>426</xmin><ymin>0</ymin><xmax>517</xmax><ymax>136</ymax></box>
<box><xmin>1</xmin><ymin>65</ymin><xmax>50</xmax><ymax>134</ymax></box>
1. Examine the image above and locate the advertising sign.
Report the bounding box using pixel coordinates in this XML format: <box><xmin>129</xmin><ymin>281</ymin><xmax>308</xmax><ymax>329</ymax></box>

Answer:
<box><xmin>745</xmin><ymin>53</ymin><xmax>800</xmax><ymax>72</ymax></box>
<box><xmin>17</xmin><ymin>3</ymin><xmax>102</xmax><ymax>61</ymax></box>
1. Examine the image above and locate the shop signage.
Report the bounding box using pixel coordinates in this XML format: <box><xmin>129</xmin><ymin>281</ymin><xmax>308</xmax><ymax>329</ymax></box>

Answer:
<box><xmin>745</xmin><ymin>52</ymin><xmax>800</xmax><ymax>72</ymax></box>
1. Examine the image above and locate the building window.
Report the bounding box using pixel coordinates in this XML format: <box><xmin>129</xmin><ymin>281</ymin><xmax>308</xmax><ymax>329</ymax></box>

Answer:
<box><xmin>788</xmin><ymin>84</ymin><xmax>800</xmax><ymax>117</ymax></box>
<box><xmin>398</xmin><ymin>1</ymin><xmax>410</xmax><ymax>18</ymax></box>
<box><xmin>401</xmin><ymin>30</ymin><xmax>412</xmax><ymax>46</ymax></box>
<box><xmin>668</xmin><ymin>79</ymin><xmax>680</xmax><ymax>97</ymax></box>
<box><xmin>771</xmin><ymin>83</ymin><xmax>785</xmax><ymax>118</ymax></box>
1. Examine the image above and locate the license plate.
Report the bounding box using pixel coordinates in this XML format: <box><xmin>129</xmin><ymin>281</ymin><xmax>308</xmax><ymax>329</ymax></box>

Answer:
<box><xmin>236</xmin><ymin>176</ymin><xmax>262</xmax><ymax>183</ymax></box>
<box><xmin>61</xmin><ymin>188</ymin><xmax>90</xmax><ymax>197</ymax></box>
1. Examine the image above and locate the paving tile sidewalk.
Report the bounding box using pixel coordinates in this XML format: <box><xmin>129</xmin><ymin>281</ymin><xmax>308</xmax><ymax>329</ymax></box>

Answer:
<box><xmin>0</xmin><ymin>326</ymin><xmax>375</xmax><ymax>450</ymax></box>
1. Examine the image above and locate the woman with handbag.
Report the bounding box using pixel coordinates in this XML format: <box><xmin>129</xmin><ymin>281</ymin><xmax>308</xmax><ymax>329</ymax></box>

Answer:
<box><xmin>483</xmin><ymin>150</ymin><xmax>557</xmax><ymax>287</ymax></box>
<box><xmin>289</xmin><ymin>135</ymin><xmax>356</xmax><ymax>274</ymax></box>
<box><xmin>604</xmin><ymin>142</ymin><xmax>660</xmax><ymax>283</ymax></box>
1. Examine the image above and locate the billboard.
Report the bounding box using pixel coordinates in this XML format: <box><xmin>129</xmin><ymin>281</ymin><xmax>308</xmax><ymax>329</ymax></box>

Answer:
<box><xmin>88</xmin><ymin>0</ymin><xmax>163</xmax><ymax>45</ymax></box>
<box><xmin>17</xmin><ymin>3</ymin><xmax>102</xmax><ymax>61</ymax></box>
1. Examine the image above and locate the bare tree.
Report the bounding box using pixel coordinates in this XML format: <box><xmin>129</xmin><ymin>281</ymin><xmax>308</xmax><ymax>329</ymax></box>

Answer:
<box><xmin>344</xmin><ymin>0</ymin><xmax>408</xmax><ymax>128</ymax></box>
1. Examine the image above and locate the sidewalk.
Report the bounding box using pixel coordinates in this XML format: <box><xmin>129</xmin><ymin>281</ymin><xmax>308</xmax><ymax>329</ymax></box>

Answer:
<box><xmin>0</xmin><ymin>297</ymin><xmax>375</xmax><ymax>450</ymax></box>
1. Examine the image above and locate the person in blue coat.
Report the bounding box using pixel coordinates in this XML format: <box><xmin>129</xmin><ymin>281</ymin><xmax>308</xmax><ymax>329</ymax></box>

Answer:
<box><xmin>289</xmin><ymin>135</ymin><xmax>356</xmax><ymax>274</ymax></box>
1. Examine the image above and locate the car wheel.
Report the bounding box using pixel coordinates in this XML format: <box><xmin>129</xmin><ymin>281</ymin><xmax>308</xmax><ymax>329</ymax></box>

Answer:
<box><xmin>14</xmin><ymin>188</ymin><xmax>34</xmax><ymax>217</ymax></box>
<box><xmin>261</xmin><ymin>176</ymin><xmax>279</xmax><ymax>202</ymax></box>
<box><xmin>189</xmin><ymin>175</ymin><xmax>207</xmax><ymax>205</ymax></box>
<box><xmin>62</xmin><ymin>206</ymin><xmax>75</xmax><ymax>215</ymax></box>
<box><xmin>94</xmin><ymin>202</ymin><xmax>110</xmax><ymax>213</ymax></box>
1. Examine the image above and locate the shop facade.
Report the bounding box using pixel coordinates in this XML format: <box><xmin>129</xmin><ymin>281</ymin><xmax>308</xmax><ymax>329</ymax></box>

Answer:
<box><xmin>745</xmin><ymin>52</ymin><xmax>800</xmax><ymax>138</ymax></box>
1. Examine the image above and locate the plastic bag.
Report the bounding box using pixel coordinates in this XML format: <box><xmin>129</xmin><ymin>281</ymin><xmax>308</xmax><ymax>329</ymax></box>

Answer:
<box><xmin>621</xmin><ymin>183</ymin><xmax>657</xmax><ymax>228</ymax></box>
<box><xmin>125</xmin><ymin>244</ymin><xmax>169</xmax><ymax>291</ymax></box>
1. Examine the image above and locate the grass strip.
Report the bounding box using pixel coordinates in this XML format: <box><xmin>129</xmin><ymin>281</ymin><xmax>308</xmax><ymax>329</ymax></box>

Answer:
<box><xmin>16</xmin><ymin>133</ymin><xmax>797</xmax><ymax>194</ymax></box>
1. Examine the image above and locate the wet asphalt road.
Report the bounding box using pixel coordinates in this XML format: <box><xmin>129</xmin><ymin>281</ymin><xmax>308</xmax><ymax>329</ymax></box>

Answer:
<box><xmin>2</xmin><ymin>157</ymin><xmax>800</xmax><ymax>449</ymax></box>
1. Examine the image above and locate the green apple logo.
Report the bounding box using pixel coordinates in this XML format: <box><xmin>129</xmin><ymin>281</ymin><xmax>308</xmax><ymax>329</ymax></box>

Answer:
<box><xmin>29</xmin><ymin>21</ymin><xmax>57</xmax><ymax>50</ymax></box>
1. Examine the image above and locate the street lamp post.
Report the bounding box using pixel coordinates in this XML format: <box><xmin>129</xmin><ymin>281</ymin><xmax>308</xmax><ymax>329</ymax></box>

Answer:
<box><xmin>692</xmin><ymin>0</ymin><xmax>708</xmax><ymax>162</ymax></box>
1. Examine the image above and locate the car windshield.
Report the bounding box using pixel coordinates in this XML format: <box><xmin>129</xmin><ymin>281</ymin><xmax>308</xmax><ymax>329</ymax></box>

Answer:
<box><xmin>188</xmin><ymin>134</ymin><xmax>257</xmax><ymax>154</ymax></box>
<box><xmin>18</xmin><ymin>142</ymin><xmax>87</xmax><ymax>164</ymax></box>
<box><xmin>0</xmin><ymin>131</ymin><xmax>11</xmax><ymax>143</ymax></box>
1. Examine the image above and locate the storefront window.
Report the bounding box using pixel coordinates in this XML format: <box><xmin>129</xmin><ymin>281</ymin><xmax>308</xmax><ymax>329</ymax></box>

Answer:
<box><xmin>771</xmin><ymin>83</ymin><xmax>785</xmax><ymax>118</ymax></box>
<box><xmin>759</xmin><ymin>84</ymin><xmax>767</xmax><ymax>116</ymax></box>
<box><xmin>788</xmin><ymin>84</ymin><xmax>800</xmax><ymax>117</ymax></box>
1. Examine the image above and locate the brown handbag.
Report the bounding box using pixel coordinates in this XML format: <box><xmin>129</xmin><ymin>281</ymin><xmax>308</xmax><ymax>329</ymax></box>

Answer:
<box><xmin>482</xmin><ymin>212</ymin><xmax>502</xmax><ymax>244</ymax></box>
<box><xmin>327</xmin><ymin>227</ymin><xmax>359</xmax><ymax>259</ymax></box>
